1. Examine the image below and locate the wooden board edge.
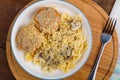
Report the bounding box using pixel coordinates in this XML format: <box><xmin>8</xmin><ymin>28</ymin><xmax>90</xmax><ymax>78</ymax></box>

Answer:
<box><xmin>6</xmin><ymin>0</ymin><xmax>119</xmax><ymax>80</ymax></box>
<box><xmin>6</xmin><ymin>0</ymin><xmax>39</xmax><ymax>79</ymax></box>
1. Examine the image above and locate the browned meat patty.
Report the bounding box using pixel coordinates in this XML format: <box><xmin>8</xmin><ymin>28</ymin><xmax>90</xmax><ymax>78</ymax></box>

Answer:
<box><xmin>16</xmin><ymin>24</ymin><xmax>44</xmax><ymax>54</ymax></box>
<box><xmin>34</xmin><ymin>7</ymin><xmax>61</xmax><ymax>33</ymax></box>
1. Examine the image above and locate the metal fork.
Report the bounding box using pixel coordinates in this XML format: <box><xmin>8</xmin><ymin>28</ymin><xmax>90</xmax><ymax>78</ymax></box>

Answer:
<box><xmin>88</xmin><ymin>17</ymin><xmax>117</xmax><ymax>80</ymax></box>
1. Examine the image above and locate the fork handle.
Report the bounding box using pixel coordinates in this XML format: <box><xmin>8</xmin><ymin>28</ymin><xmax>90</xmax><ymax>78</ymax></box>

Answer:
<box><xmin>88</xmin><ymin>43</ymin><xmax>106</xmax><ymax>80</ymax></box>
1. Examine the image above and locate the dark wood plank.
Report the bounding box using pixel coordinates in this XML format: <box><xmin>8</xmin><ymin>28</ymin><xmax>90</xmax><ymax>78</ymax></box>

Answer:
<box><xmin>0</xmin><ymin>0</ymin><xmax>31</xmax><ymax>49</ymax></box>
<box><xmin>93</xmin><ymin>0</ymin><xmax>115</xmax><ymax>14</ymax></box>
<box><xmin>0</xmin><ymin>48</ymin><xmax>15</xmax><ymax>80</ymax></box>
<box><xmin>0</xmin><ymin>0</ymin><xmax>115</xmax><ymax>80</ymax></box>
<box><xmin>0</xmin><ymin>0</ymin><xmax>31</xmax><ymax>80</ymax></box>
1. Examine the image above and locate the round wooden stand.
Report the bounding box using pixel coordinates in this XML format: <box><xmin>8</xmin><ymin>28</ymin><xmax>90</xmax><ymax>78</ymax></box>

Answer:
<box><xmin>6</xmin><ymin>0</ymin><xmax>118</xmax><ymax>80</ymax></box>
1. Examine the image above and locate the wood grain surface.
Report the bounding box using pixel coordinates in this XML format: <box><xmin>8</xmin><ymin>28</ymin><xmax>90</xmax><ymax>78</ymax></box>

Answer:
<box><xmin>0</xmin><ymin>0</ymin><xmax>116</xmax><ymax>80</ymax></box>
<box><xmin>6</xmin><ymin>0</ymin><xmax>118</xmax><ymax>80</ymax></box>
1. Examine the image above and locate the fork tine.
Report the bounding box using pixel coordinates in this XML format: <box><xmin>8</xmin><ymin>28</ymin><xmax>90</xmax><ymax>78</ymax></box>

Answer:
<box><xmin>106</xmin><ymin>18</ymin><xmax>112</xmax><ymax>33</ymax></box>
<box><xmin>110</xmin><ymin>19</ymin><xmax>117</xmax><ymax>35</ymax></box>
<box><xmin>103</xmin><ymin>17</ymin><xmax>111</xmax><ymax>33</ymax></box>
<box><xmin>108</xmin><ymin>18</ymin><xmax>114</xmax><ymax>34</ymax></box>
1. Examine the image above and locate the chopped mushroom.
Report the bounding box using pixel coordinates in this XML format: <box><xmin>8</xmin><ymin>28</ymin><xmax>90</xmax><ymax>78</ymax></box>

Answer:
<box><xmin>71</xmin><ymin>20</ymin><xmax>82</xmax><ymax>31</ymax></box>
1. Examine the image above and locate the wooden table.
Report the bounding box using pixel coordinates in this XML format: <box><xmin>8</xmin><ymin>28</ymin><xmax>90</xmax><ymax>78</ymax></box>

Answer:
<box><xmin>0</xmin><ymin>0</ymin><xmax>115</xmax><ymax>80</ymax></box>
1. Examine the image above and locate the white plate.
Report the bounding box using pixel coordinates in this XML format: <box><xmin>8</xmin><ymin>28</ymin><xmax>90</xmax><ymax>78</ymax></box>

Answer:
<box><xmin>11</xmin><ymin>0</ymin><xmax>92</xmax><ymax>79</ymax></box>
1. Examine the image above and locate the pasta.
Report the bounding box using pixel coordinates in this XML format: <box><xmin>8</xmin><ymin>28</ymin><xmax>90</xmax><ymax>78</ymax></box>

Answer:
<box><xmin>25</xmin><ymin>13</ymin><xmax>88</xmax><ymax>73</ymax></box>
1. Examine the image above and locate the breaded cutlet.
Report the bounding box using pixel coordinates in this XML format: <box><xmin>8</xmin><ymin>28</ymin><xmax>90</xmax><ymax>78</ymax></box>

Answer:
<box><xmin>34</xmin><ymin>7</ymin><xmax>61</xmax><ymax>33</ymax></box>
<box><xmin>16</xmin><ymin>24</ymin><xmax>44</xmax><ymax>54</ymax></box>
